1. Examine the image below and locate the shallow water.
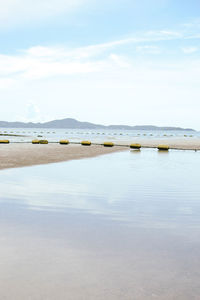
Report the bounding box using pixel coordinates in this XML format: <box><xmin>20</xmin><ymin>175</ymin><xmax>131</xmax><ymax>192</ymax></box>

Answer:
<box><xmin>0</xmin><ymin>127</ymin><xmax>199</xmax><ymax>143</ymax></box>
<box><xmin>0</xmin><ymin>150</ymin><xmax>200</xmax><ymax>299</ymax></box>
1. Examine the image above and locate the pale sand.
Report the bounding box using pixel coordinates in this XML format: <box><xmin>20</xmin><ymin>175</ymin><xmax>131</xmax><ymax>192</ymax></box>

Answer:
<box><xmin>132</xmin><ymin>137</ymin><xmax>200</xmax><ymax>150</ymax></box>
<box><xmin>0</xmin><ymin>143</ymin><xmax>127</xmax><ymax>170</ymax></box>
<box><xmin>117</xmin><ymin>137</ymin><xmax>200</xmax><ymax>150</ymax></box>
<box><xmin>0</xmin><ymin>137</ymin><xmax>199</xmax><ymax>170</ymax></box>
<box><xmin>112</xmin><ymin>137</ymin><xmax>200</xmax><ymax>150</ymax></box>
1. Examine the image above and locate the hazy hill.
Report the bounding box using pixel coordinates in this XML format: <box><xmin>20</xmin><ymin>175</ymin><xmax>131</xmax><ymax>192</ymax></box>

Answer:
<box><xmin>0</xmin><ymin>118</ymin><xmax>195</xmax><ymax>131</ymax></box>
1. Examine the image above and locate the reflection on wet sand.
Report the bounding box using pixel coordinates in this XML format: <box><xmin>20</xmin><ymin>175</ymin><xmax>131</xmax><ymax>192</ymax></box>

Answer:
<box><xmin>0</xmin><ymin>150</ymin><xmax>200</xmax><ymax>299</ymax></box>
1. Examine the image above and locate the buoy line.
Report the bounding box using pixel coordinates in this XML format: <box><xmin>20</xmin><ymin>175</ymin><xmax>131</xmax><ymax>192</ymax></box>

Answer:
<box><xmin>0</xmin><ymin>139</ymin><xmax>199</xmax><ymax>151</ymax></box>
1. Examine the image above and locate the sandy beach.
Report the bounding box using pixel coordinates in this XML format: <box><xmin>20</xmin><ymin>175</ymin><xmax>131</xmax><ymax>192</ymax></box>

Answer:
<box><xmin>0</xmin><ymin>143</ymin><xmax>127</xmax><ymax>170</ymax></box>
<box><xmin>0</xmin><ymin>137</ymin><xmax>199</xmax><ymax>170</ymax></box>
<box><xmin>128</xmin><ymin>137</ymin><xmax>200</xmax><ymax>150</ymax></box>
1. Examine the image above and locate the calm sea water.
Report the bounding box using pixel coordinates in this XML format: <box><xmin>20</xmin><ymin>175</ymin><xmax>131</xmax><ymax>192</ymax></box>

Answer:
<box><xmin>0</xmin><ymin>127</ymin><xmax>199</xmax><ymax>143</ymax></box>
<box><xmin>0</xmin><ymin>149</ymin><xmax>200</xmax><ymax>299</ymax></box>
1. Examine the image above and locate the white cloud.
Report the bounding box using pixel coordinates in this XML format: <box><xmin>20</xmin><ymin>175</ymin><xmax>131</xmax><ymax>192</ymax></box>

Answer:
<box><xmin>1</xmin><ymin>52</ymin><xmax>200</xmax><ymax>128</ymax></box>
<box><xmin>26</xmin><ymin>102</ymin><xmax>40</xmax><ymax>120</ymax></box>
<box><xmin>16</xmin><ymin>102</ymin><xmax>55</xmax><ymax>123</ymax></box>
<box><xmin>0</xmin><ymin>49</ymin><xmax>105</xmax><ymax>81</ymax></box>
<box><xmin>0</xmin><ymin>27</ymin><xmax>200</xmax><ymax>129</ymax></box>
<box><xmin>109</xmin><ymin>54</ymin><xmax>130</xmax><ymax>68</ymax></box>
<box><xmin>21</xmin><ymin>28</ymin><xmax>187</xmax><ymax>60</ymax></box>
<box><xmin>0</xmin><ymin>0</ymin><xmax>89</xmax><ymax>27</ymax></box>
<box><xmin>136</xmin><ymin>45</ymin><xmax>161</xmax><ymax>54</ymax></box>
<box><xmin>0</xmin><ymin>78</ymin><xmax>15</xmax><ymax>89</ymax></box>
<box><xmin>182</xmin><ymin>47</ymin><xmax>198</xmax><ymax>54</ymax></box>
<box><xmin>0</xmin><ymin>26</ymin><xmax>198</xmax><ymax>83</ymax></box>
<box><xmin>182</xmin><ymin>19</ymin><xmax>200</xmax><ymax>29</ymax></box>
<box><xmin>0</xmin><ymin>22</ymin><xmax>199</xmax><ymax>84</ymax></box>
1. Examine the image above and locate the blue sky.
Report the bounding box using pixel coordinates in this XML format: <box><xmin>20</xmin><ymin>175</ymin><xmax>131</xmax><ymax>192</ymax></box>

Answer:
<box><xmin>0</xmin><ymin>0</ymin><xmax>200</xmax><ymax>129</ymax></box>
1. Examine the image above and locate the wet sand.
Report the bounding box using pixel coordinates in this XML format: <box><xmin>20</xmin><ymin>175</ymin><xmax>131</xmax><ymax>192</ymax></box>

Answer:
<box><xmin>114</xmin><ymin>137</ymin><xmax>200</xmax><ymax>150</ymax></box>
<box><xmin>1</xmin><ymin>211</ymin><xmax>199</xmax><ymax>300</ymax></box>
<box><xmin>129</xmin><ymin>137</ymin><xmax>200</xmax><ymax>150</ymax></box>
<box><xmin>0</xmin><ymin>143</ymin><xmax>127</xmax><ymax>170</ymax></box>
<box><xmin>0</xmin><ymin>137</ymin><xmax>199</xmax><ymax>170</ymax></box>
<box><xmin>0</xmin><ymin>146</ymin><xmax>200</xmax><ymax>299</ymax></box>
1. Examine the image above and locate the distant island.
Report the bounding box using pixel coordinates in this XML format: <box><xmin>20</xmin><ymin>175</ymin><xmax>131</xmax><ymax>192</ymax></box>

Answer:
<box><xmin>0</xmin><ymin>118</ymin><xmax>195</xmax><ymax>131</ymax></box>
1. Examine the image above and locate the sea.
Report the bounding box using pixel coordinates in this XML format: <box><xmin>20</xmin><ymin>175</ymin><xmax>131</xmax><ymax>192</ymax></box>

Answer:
<box><xmin>0</xmin><ymin>127</ymin><xmax>199</xmax><ymax>143</ymax></box>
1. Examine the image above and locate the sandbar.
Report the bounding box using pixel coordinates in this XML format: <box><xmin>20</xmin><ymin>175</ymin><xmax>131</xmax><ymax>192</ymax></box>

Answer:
<box><xmin>0</xmin><ymin>137</ymin><xmax>199</xmax><ymax>170</ymax></box>
<box><xmin>0</xmin><ymin>144</ymin><xmax>127</xmax><ymax>170</ymax></box>
<box><xmin>129</xmin><ymin>137</ymin><xmax>200</xmax><ymax>150</ymax></box>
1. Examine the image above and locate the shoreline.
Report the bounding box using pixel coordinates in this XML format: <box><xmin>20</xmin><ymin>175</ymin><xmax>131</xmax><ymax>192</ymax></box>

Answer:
<box><xmin>0</xmin><ymin>144</ymin><xmax>127</xmax><ymax>171</ymax></box>
<box><xmin>0</xmin><ymin>137</ymin><xmax>199</xmax><ymax>171</ymax></box>
<box><xmin>124</xmin><ymin>137</ymin><xmax>200</xmax><ymax>150</ymax></box>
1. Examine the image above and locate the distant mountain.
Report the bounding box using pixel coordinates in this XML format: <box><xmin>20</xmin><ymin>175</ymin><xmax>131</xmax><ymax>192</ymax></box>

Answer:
<box><xmin>0</xmin><ymin>118</ymin><xmax>195</xmax><ymax>131</ymax></box>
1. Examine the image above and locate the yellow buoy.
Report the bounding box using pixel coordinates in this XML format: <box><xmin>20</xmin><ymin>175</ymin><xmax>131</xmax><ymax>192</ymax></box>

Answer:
<box><xmin>60</xmin><ymin>140</ymin><xmax>69</xmax><ymax>145</ymax></box>
<box><xmin>39</xmin><ymin>140</ymin><xmax>48</xmax><ymax>144</ymax></box>
<box><xmin>158</xmin><ymin>144</ymin><xmax>169</xmax><ymax>151</ymax></box>
<box><xmin>81</xmin><ymin>141</ymin><xmax>91</xmax><ymax>146</ymax></box>
<box><xmin>0</xmin><ymin>140</ymin><xmax>9</xmax><ymax>144</ymax></box>
<box><xmin>32</xmin><ymin>139</ymin><xmax>40</xmax><ymax>144</ymax></box>
<box><xmin>130</xmin><ymin>143</ymin><xmax>141</xmax><ymax>149</ymax></box>
<box><xmin>104</xmin><ymin>142</ymin><xmax>114</xmax><ymax>147</ymax></box>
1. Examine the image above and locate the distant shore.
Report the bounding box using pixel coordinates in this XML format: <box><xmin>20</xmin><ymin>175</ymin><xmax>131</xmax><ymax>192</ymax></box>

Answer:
<box><xmin>0</xmin><ymin>117</ymin><xmax>196</xmax><ymax>131</ymax></box>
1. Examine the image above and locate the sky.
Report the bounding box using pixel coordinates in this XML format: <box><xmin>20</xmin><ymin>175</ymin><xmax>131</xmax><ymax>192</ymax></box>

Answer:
<box><xmin>0</xmin><ymin>0</ymin><xmax>200</xmax><ymax>129</ymax></box>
